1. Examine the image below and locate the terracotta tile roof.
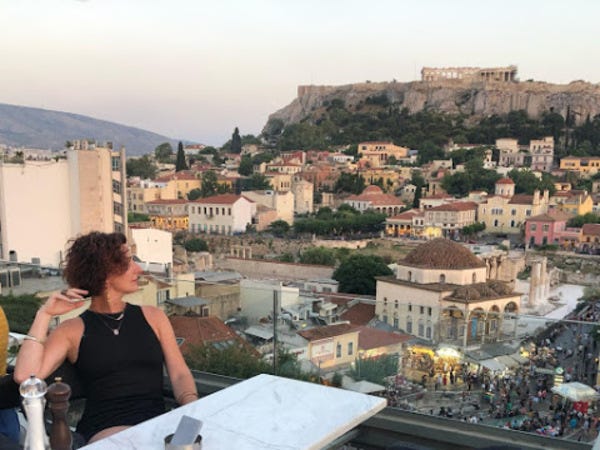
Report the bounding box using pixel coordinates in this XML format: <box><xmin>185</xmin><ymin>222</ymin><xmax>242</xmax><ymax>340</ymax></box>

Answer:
<box><xmin>346</xmin><ymin>185</ymin><xmax>404</xmax><ymax>206</ymax></box>
<box><xmin>527</xmin><ymin>211</ymin><xmax>570</xmax><ymax>222</ymax></box>
<box><xmin>582</xmin><ymin>223</ymin><xmax>600</xmax><ymax>236</ymax></box>
<box><xmin>427</xmin><ymin>201</ymin><xmax>478</xmax><ymax>212</ymax></box>
<box><xmin>298</xmin><ymin>323</ymin><xmax>360</xmax><ymax>341</ymax></box>
<box><xmin>357</xmin><ymin>326</ymin><xmax>410</xmax><ymax>351</ymax></box>
<box><xmin>508</xmin><ymin>194</ymin><xmax>534</xmax><ymax>205</ymax></box>
<box><xmin>146</xmin><ymin>199</ymin><xmax>188</xmax><ymax>205</ymax></box>
<box><xmin>191</xmin><ymin>194</ymin><xmax>254</xmax><ymax>205</ymax></box>
<box><xmin>168</xmin><ymin>316</ymin><xmax>242</xmax><ymax>354</ymax></box>
<box><xmin>496</xmin><ymin>177</ymin><xmax>514</xmax><ymax>185</ymax></box>
<box><xmin>340</xmin><ymin>303</ymin><xmax>376</xmax><ymax>326</ymax></box>
<box><xmin>388</xmin><ymin>209</ymin><xmax>421</xmax><ymax>221</ymax></box>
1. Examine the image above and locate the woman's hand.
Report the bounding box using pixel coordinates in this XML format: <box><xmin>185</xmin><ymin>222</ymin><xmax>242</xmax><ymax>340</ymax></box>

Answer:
<box><xmin>39</xmin><ymin>288</ymin><xmax>90</xmax><ymax>317</ymax></box>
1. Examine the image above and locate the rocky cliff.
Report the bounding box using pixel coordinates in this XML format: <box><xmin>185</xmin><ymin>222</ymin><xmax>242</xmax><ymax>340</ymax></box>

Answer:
<box><xmin>265</xmin><ymin>79</ymin><xmax>600</xmax><ymax>129</ymax></box>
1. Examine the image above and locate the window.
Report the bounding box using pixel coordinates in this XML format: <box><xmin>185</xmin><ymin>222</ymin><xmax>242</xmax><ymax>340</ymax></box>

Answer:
<box><xmin>428</xmin><ymin>307</ymin><xmax>432</xmax><ymax>316</ymax></box>
<box><xmin>406</xmin><ymin>317</ymin><xmax>412</xmax><ymax>333</ymax></box>
<box><xmin>420</xmin><ymin>306</ymin><xmax>424</xmax><ymax>314</ymax></box>
<box><xmin>113</xmin><ymin>202</ymin><xmax>123</xmax><ymax>216</ymax></box>
<box><xmin>439</xmin><ymin>274</ymin><xmax>446</xmax><ymax>284</ymax></box>
<box><xmin>112</xmin><ymin>179</ymin><xmax>121</xmax><ymax>194</ymax></box>
<box><xmin>228</xmin><ymin>208</ymin><xmax>232</xmax><ymax>215</ymax></box>
<box><xmin>408</xmin><ymin>303</ymin><xmax>412</xmax><ymax>312</ymax></box>
<box><xmin>530</xmin><ymin>224</ymin><xmax>537</xmax><ymax>231</ymax></box>
<box><xmin>407</xmin><ymin>271</ymin><xmax>412</xmax><ymax>281</ymax></box>
<box><xmin>543</xmin><ymin>224</ymin><xmax>549</xmax><ymax>232</ymax></box>
<box><xmin>426</xmin><ymin>326</ymin><xmax>432</xmax><ymax>339</ymax></box>
<box><xmin>393</xmin><ymin>317</ymin><xmax>399</xmax><ymax>328</ymax></box>
<box><xmin>336</xmin><ymin>343</ymin><xmax>342</xmax><ymax>358</ymax></box>
<box><xmin>111</xmin><ymin>156</ymin><xmax>120</xmax><ymax>171</ymax></box>
<box><xmin>383</xmin><ymin>297</ymin><xmax>388</xmax><ymax>306</ymax></box>
<box><xmin>348</xmin><ymin>342</ymin><xmax>353</xmax><ymax>356</ymax></box>
<box><xmin>418</xmin><ymin>321</ymin><xmax>424</xmax><ymax>337</ymax></box>
<box><xmin>511</xmin><ymin>209</ymin><xmax>516</xmax><ymax>216</ymax></box>
<box><xmin>382</xmin><ymin>314</ymin><xmax>388</xmax><ymax>324</ymax></box>
<box><xmin>394</xmin><ymin>300</ymin><xmax>398</xmax><ymax>309</ymax></box>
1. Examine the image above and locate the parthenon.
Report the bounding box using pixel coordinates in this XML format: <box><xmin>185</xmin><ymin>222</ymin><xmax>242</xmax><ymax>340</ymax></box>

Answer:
<box><xmin>421</xmin><ymin>65</ymin><xmax>518</xmax><ymax>82</ymax></box>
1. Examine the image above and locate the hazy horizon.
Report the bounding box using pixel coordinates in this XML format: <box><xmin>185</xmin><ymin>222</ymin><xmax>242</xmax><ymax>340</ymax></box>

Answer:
<box><xmin>1</xmin><ymin>0</ymin><xmax>598</xmax><ymax>146</ymax></box>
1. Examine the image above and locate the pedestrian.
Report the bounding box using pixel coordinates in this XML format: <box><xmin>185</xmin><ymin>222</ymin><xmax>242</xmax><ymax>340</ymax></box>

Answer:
<box><xmin>443</xmin><ymin>374</ymin><xmax>447</xmax><ymax>386</ymax></box>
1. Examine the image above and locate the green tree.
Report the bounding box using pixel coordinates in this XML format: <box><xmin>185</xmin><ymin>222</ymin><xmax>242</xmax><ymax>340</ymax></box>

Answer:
<box><xmin>185</xmin><ymin>343</ymin><xmax>270</xmax><ymax>379</ymax></box>
<box><xmin>127</xmin><ymin>212</ymin><xmax>150</xmax><ymax>223</ymax></box>
<box><xmin>334</xmin><ymin>173</ymin><xmax>365</xmax><ymax>194</ymax></box>
<box><xmin>201</xmin><ymin>171</ymin><xmax>220</xmax><ymax>197</ymax></box>
<box><xmin>154</xmin><ymin>142</ymin><xmax>173</xmax><ymax>163</ymax></box>
<box><xmin>238</xmin><ymin>155</ymin><xmax>254</xmax><ymax>176</ymax></box>
<box><xmin>350</xmin><ymin>354</ymin><xmax>399</xmax><ymax>384</ymax></box>
<box><xmin>184</xmin><ymin>238</ymin><xmax>209</xmax><ymax>252</ymax></box>
<box><xmin>175</xmin><ymin>141</ymin><xmax>188</xmax><ymax>172</ymax></box>
<box><xmin>410</xmin><ymin>170</ymin><xmax>425</xmax><ymax>209</ymax></box>
<box><xmin>299</xmin><ymin>247</ymin><xmax>337</xmax><ymax>266</ymax></box>
<box><xmin>231</xmin><ymin>127</ymin><xmax>242</xmax><ymax>154</ymax></box>
<box><xmin>567</xmin><ymin>213</ymin><xmax>600</xmax><ymax>227</ymax></box>
<box><xmin>240</xmin><ymin>174</ymin><xmax>272</xmax><ymax>191</ymax></box>
<box><xmin>187</xmin><ymin>188</ymin><xmax>203</xmax><ymax>201</ymax></box>
<box><xmin>126</xmin><ymin>155</ymin><xmax>158</xmax><ymax>179</ymax></box>
<box><xmin>333</xmin><ymin>254</ymin><xmax>393</xmax><ymax>295</ymax></box>
<box><xmin>0</xmin><ymin>294</ymin><xmax>43</xmax><ymax>334</ymax></box>
<box><xmin>267</xmin><ymin>219</ymin><xmax>290</xmax><ymax>237</ymax></box>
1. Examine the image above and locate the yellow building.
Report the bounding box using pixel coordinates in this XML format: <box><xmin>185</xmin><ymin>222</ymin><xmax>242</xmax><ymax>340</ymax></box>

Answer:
<box><xmin>359</xmin><ymin>168</ymin><xmax>403</xmax><ymax>192</ymax></box>
<box><xmin>358</xmin><ymin>141</ymin><xmax>409</xmax><ymax>168</ymax></box>
<box><xmin>551</xmin><ymin>190</ymin><xmax>593</xmax><ymax>216</ymax></box>
<box><xmin>146</xmin><ymin>199</ymin><xmax>189</xmax><ymax>231</ymax></box>
<box><xmin>478</xmin><ymin>178</ymin><xmax>549</xmax><ymax>234</ymax></box>
<box><xmin>560</xmin><ymin>156</ymin><xmax>600</xmax><ymax>178</ymax></box>
<box><xmin>298</xmin><ymin>323</ymin><xmax>360</xmax><ymax>371</ymax></box>
<box><xmin>128</xmin><ymin>184</ymin><xmax>162</xmax><ymax>213</ymax></box>
<box><xmin>154</xmin><ymin>171</ymin><xmax>201</xmax><ymax>199</ymax></box>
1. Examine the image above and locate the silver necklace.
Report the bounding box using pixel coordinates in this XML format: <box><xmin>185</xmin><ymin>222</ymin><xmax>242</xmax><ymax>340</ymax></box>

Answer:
<box><xmin>92</xmin><ymin>309</ymin><xmax>126</xmax><ymax>336</ymax></box>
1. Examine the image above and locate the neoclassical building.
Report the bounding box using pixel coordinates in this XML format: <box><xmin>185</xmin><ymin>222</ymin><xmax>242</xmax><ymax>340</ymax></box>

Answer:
<box><xmin>376</xmin><ymin>239</ymin><xmax>521</xmax><ymax>348</ymax></box>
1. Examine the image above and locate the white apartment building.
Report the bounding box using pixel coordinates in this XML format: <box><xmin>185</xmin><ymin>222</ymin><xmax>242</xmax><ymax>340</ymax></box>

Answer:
<box><xmin>241</xmin><ymin>190</ymin><xmax>294</xmax><ymax>224</ymax></box>
<box><xmin>130</xmin><ymin>228</ymin><xmax>173</xmax><ymax>267</ymax></box>
<box><xmin>0</xmin><ymin>141</ymin><xmax>126</xmax><ymax>267</ymax></box>
<box><xmin>188</xmin><ymin>194</ymin><xmax>256</xmax><ymax>235</ymax></box>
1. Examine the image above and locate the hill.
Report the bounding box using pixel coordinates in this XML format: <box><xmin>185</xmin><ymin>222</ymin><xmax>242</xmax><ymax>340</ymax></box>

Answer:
<box><xmin>0</xmin><ymin>103</ymin><xmax>177</xmax><ymax>156</ymax></box>
<box><xmin>266</xmin><ymin>79</ymin><xmax>600</xmax><ymax>129</ymax></box>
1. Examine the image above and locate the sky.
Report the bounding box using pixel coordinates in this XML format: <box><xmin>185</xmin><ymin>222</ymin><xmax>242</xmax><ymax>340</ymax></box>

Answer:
<box><xmin>1</xmin><ymin>0</ymin><xmax>598</xmax><ymax>146</ymax></box>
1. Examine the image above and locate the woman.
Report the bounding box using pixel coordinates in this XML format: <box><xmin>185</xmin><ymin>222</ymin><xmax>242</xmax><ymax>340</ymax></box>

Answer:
<box><xmin>14</xmin><ymin>232</ymin><xmax>198</xmax><ymax>443</ymax></box>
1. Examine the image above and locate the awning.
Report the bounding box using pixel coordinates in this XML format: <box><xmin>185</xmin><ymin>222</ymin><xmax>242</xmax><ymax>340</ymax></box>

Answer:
<box><xmin>479</xmin><ymin>358</ymin><xmax>505</xmax><ymax>372</ymax></box>
<box><xmin>496</xmin><ymin>355</ymin><xmax>519</xmax><ymax>369</ymax></box>
<box><xmin>244</xmin><ymin>326</ymin><xmax>274</xmax><ymax>340</ymax></box>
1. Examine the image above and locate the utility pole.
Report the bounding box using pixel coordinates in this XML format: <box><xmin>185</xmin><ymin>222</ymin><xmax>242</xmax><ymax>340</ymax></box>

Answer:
<box><xmin>273</xmin><ymin>289</ymin><xmax>278</xmax><ymax>374</ymax></box>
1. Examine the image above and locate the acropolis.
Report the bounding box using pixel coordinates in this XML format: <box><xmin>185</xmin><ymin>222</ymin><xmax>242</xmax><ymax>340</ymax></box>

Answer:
<box><xmin>421</xmin><ymin>65</ymin><xmax>518</xmax><ymax>82</ymax></box>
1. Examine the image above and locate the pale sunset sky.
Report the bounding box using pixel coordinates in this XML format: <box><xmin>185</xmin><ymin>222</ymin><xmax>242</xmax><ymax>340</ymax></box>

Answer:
<box><xmin>0</xmin><ymin>0</ymin><xmax>598</xmax><ymax>145</ymax></box>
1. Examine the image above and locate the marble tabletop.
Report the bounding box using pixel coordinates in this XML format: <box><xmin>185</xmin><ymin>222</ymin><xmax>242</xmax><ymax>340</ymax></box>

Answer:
<box><xmin>81</xmin><ymin>373</ymin><xmax>386</xmax><ymax>450</ymax></box>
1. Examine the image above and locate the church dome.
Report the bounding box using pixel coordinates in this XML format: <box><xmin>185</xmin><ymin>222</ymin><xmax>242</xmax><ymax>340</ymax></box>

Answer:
<box><xmin>403</xmin><ymin>238</ymin><xmax>486</xmax><ymax>270</ymax></box>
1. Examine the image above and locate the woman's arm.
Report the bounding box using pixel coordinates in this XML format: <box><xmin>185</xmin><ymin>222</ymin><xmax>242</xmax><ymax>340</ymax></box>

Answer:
<box><xmin>13</xmin><ymin>289</ymin><xmax>88</xmax><ymax>384</ymax></box>
<box><xmin>144</xmin><ymin>306</ymin><xmax>197</xmax><ymax>405</ymax></box>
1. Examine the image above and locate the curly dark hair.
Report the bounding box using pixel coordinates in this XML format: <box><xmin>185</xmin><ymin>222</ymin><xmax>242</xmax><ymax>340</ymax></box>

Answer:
<box><xmin>63</xmin><ymin>232</ymin><xmax>130</xmax><ymax>297</ymax></box>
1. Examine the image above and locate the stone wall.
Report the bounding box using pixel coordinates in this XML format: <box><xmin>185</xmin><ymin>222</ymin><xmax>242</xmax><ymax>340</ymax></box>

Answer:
<box><xmin>219</xmin><ymin>257</ymin><xmax>334</xmax><ymax>281</ymax></box>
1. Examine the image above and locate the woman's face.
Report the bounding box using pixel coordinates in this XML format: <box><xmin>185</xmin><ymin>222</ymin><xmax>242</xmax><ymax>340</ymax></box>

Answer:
<box><xmin>105</xmin><ymin>245</ymin><xmax>143</xmax><ymax>295</ymax></box>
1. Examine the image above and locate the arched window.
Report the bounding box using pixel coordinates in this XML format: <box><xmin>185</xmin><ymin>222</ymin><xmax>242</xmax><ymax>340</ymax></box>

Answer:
<box><xmin>418</xmin><ymin>319</ymin><xmax>424</xmax><ymax>337</ymax></box>
<box><xmin>439</xmin><ymin>274</ymin><xmax>446</xmax><ymax>284</ymax></box>
<box><xmin>406</xmin><ymin>316</ymin><xmax>412</xmax><ymax>333</ymax></box>
<box><xmin>426</xmin><ymin>320</ymin><xmax>432</xmax><ymax>339</ymax></box>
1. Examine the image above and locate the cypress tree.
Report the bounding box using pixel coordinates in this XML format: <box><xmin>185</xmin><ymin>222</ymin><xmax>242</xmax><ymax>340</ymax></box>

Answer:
<box><xmin>175</xmin><ymin>141</ymin><xmax>188</xmax><ymax>172</ymax></box>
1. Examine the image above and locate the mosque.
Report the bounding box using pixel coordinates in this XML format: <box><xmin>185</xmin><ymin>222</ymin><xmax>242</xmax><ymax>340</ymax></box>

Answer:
<box><xmin>375</xmin><ymin>239</ymin><xmax>522</xmax><ymax>349</ymax></box>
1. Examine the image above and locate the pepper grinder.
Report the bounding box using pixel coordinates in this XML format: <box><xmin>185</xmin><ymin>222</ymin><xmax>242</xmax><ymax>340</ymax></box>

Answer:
<box><xmin>20</xmin><ymin>374</ymin><xmax>50</xmax><ymax>450</ymax></box>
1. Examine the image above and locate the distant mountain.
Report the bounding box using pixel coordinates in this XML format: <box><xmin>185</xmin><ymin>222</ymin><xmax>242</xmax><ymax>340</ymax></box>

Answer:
<box><xmin>0</xmin><ymin>103</ymin><xmax>178</xmax><ymax>156</ymax></box>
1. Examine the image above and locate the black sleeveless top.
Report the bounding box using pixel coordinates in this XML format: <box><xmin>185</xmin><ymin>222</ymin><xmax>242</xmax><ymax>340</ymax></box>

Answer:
<box><xmin>74</xmin><ymin>303</ymin><xmax>165</xmax><ymax>442</ymax></box>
